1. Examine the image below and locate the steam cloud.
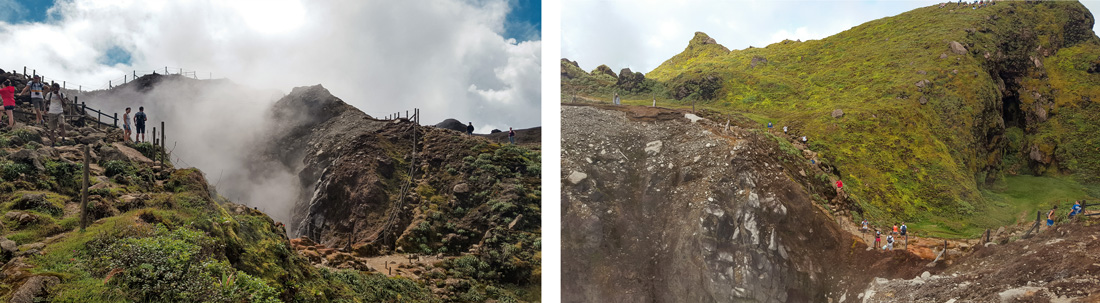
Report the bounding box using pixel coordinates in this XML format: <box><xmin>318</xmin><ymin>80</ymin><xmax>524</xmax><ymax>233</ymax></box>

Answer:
<box><xmin>0</xmin><ymin>0</ymin><xmax>540</xmax><ymax>224</ymax></box>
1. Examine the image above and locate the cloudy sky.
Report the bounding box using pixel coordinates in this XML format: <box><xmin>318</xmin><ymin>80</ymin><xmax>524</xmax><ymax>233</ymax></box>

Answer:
<box><xmin>562</xmin><ymin>0</ymin><xmax>1100</xmax><ymax>74</ymax></box>
<box><xmin>0</xmin><ymin>0</ymin><xmax>541</xmax><ymax>132</ymax></box>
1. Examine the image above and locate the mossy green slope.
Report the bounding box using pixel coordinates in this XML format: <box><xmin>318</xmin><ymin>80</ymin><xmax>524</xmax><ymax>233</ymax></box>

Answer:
<box><xmin>566</xmin><ymin>1</ymin><xmax>1100</xmax><ymax>234</ymax></box>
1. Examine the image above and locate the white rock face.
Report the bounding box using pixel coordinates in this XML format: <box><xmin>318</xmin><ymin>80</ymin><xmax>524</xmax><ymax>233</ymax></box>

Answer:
<box><xmin>685</xmin><ymin>113</ymin><xmax>704</xmax><ymax>123</ymax></box>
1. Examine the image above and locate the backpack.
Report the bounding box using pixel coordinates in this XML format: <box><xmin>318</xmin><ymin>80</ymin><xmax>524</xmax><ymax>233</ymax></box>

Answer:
<box><xmin>887</xmin><ymin>236</ymin><xmax>894</xmax><ymax>244</ymax></box>
<box><xmin>900</xmin><ymin>225</ymin><xmax>907</xmax><ymax>233</ymax></box>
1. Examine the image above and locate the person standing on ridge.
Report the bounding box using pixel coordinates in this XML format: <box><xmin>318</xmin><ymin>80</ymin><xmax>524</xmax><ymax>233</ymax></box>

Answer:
<box><xmin>0</xmin><ymin>80</ymin><xmax>15</xmax><ymax>127</ymax></box>
<box><xmin>900</xmin><ymin>222</ymin><xmax>908</xmax><ymax>246</ymax></box>
<box><xmin>873</xmin><ymin>230</ymin><xmax>881</xmax><ymax>249</ymax></box>
<box><xmin>123</xmin><ymin>107</ymin><xmax>132</xmax><ymax>142</ymax></box>
<box><xmin>19</xmin><ymin>75</ymin><xmax>45</xmax><ymax>125</ymax></box>
<box><xmin>613</xmin><ymin>92</ymin><xmax>620</xmax><ymax>105</ymax></box>
<box><xmin>44</xmin><ymin>83</ymin><xmax>67</xmax><ymax>146</ymax></box>
<box><xmin>1069</xmin><ymin>200</ymin><xmax>1083</xmax><ymax>219</ymax></box>
<box><xmin>135</xmin><ymin>107</ymin><xmax>148</xmax><ymax>143</ymax></box>
<box><xmin>466</xmin><ymin>122</ymin><xmax>474</xmax><ymax>135</ymax></box>
<box><xmin>861</xmin><ymin>219</ymin><xmax>868</xmax><ymax>233</ymax></box>
<box><xmin>783</xmin><ymin>126</ymin><xmax>788</xmax><ymax>134</ymax></box>
<box><xmin>508</xmin><ymin>127</ymin><xmax>516</xmax><ymax>145</ymax></box>
<box><xmin>892</xmin><ymin>223</ymin><xmax>899</xmax><ymax>235</ymax></box>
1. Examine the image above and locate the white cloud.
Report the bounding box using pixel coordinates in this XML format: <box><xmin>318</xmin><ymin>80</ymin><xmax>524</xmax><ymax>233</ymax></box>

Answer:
<box><xmin>562</xmin><ymin>0</ymin><xmax>957</xmax><ymax>73</ymax></box>
<box><xmin>0</xmin><ymin>0</ymin><xmax>540</xmax><ymax>130</ymax></box>
<box><xmin>0</xmin><ymin>0</ymin><xmax>541</xmax><ymax>222</ymax></box>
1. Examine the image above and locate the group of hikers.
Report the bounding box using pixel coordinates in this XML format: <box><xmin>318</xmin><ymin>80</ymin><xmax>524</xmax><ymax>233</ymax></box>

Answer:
<box><xmin>862</xmin><ymin>220</ymin><xmax>909</xmax><ymax>251</ymax></box>
<box><xmin>1047</xmin><ymin>200</ymin><xmax>1089</xmax><ymax>227</ymax></box>
<box><xmin>0</xmin><ymin>75</ymin><xmax>72</xmax><ymax>146</ymax></box>
<box><xmin>122</xmin><ymin>106</ymin><xmax>148</xmax><ymax>143</ymax></box>
<box><xmin>0</xmin><ymin>74</ymin><xmax>150</xmax><ymax>145</ymax></box>
<box><xmin>464</xmin><ymin>122</ymin><xmax>518</xmax><ymax>144</ymax></box>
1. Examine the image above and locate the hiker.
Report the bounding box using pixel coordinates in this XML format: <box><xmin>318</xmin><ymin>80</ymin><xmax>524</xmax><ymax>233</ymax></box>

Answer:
<box><xmin>508</xmin><ymin>127</ymin><xmax>516</xmax><ymax>144</ymax></box>
<box><xmin>836</xmin><ymin>180</ymin><xmax>843</xmax><ymax>190</ymax></box>
<box><xmin>783</xmin><ymin>126</ymin><xmax>788</xmax><ymax>133</ymax></box>
<box><xmin>884</xmin><ymin>235</ymin><xmax>895</xmax><ymax>250</ymax></box>
<box><xmin>466</xmin><ymin>122</ymin><xmax>474</xmax><ymax>135</ymax></box>
<box><xmin>0</xmin><ymin>80</ymin><xmax>15</xmax><ymax>127</ymax></box>
<box><xmin>900</xmin><ymin>222</ymin><xmax>908</xmax><ymax>237</ymax></box>
<box><xmin>767</xmin><ymin>122</ymin><xmax>773</xmax><ymax>129</ymax></box>
<box><xmin>134</xmin><ymin>106</ymin><xmax>147</xmax><ymax>143</ymax></box>
<box><xmin>1047</xmin><ymin>205</ymin><xmax>1057</xmax><ymax>227</ymax></box>
<box><xmin>801</xmin><ymin>136</ymin><xmax>807</xmax><ymax>143</ymax></box>
<box><xmin>19</xmin><ymin>75</ymin><xmax>45</xmax><ymax>125</ymax></box>
<box><xmin>123</xmin><ymin>107</ymin><xmax>132</xmax><ymax>142</ymax></box>
<box><xmin>1069</xmin><ymin>200</ymin><xmax>1083</xmax><ymax>219</ymax></box>
<box><xmin>44</xmin><ymin>83</ymin><xmax>67</xmax><ymax>146</ymax></box>
<box><xmin>874</xmin><ymin>231</ymin><xmax>881</xmax><ymax>248</ymax></box>
<box><xmin>861</xmin><ymin>219</ymin><xmax>869</xmax><ymax>233</ymax></box>
<box><xmin>892</xmin><ymin>223</ymin><xmax>899</xmax><ymax>235</ymax></box>
<box><xmin>613</xmin><ymin>92</ymin><xmax>620</xmax><ymax>105</ymax></box>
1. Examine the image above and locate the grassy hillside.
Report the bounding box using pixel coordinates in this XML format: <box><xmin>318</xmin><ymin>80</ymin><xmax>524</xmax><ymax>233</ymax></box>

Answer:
<box><xmin>564</xmin><ymin>1</ymin><xmax>1100</xmax><ymax>236</ymax></box>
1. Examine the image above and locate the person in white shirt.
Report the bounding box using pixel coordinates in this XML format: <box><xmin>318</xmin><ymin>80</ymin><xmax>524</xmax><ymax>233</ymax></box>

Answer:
<box><xmin>44</xmin><ymin>83</ymin><xmax>67</xmax><ymax>146</ymax></box>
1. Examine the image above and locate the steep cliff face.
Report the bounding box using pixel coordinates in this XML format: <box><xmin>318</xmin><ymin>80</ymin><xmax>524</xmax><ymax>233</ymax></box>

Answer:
<box><xmin>564</xmin><ymin>1</ymin><xmax>1100</xmax><ymax>228</ymax></box>
<box><xmin>561</xmin><ymin>105</ymin><xmax>925</xmax><ymax>303</ymax></box>
<box><xmin>259</xmin><ymin>85</ymin><xmax>542</xmax><ymax>299</ymax></box>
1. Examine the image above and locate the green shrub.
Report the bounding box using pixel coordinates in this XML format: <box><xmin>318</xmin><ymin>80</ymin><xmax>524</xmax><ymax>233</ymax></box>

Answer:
<box><xmin>0</xmin><ymin>160</ymin><xmax>30</xmax><ymax>180</ymax></box>
<box><xmin>103</xmin><ymin>160</ymin><xmax>132</xmax><ymax>177</ymax></box>
<box><xmin>91</xmin><ymin>224</ymin><xmax>281</xmax><ymax>303</ymax></box>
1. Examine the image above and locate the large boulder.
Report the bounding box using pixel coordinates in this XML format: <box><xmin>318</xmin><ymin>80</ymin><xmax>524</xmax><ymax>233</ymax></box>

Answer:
<box><xmin>949</xmin><ymin>41</ymin><xmax>967</xmax><ymax>55</ymax></box>
<box><xmin>10</xmin><ymin>275</ymin><xmax>60</xmax><ymax>303</ymax></box>
<box><xmin>9</xmin><ymin>149</ymin><xmax>43</xmax><ymax>172</ymax></box>
<box><xmin>111</xmin><ymin>142</ymin><xmax>153</xmax><ymax>164</ymax></box>
<box><xmin>616</xmin><ymin>68</ymin><xmax>646</xmax><ymax>92</ymax></box>
<box><xmin>433</xmin><ymin>119</ymin><xmax>467</xmax><ymax>132</ymax></box>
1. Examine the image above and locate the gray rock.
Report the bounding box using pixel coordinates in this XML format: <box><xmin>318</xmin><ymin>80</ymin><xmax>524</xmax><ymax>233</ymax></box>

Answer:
<box><xmin>644</xmin><ymin>141</ymin><xmax>663</xmax><ymax>155</ymax></box>
<box><xmin>0</xmin><ymin>237</ymin><xmax>16</xmax><ymax>253</ymax></box>
<box><xmin>567</xmin><ymin>171</ymin><xmax>588</xmax><ymax>185</ymax></box>
<box><xmin>939</xmin><ymin>53</ymin><xmax>948</xmax><ymax>59</ymax></box>
<box><xmin>949</xmin><ymin>41</ymin><xmax>967</xmax><ymax>55</ymax></box>
<box><xmin>915</xmin><ymin>79</ymin><xmax>932</xmax><ymax>89</ymax></box>
<box><xmin>79</xmin><ymin>132</ymin><xmax>106</xmax><ymax>145</ymax></box>
<box><xmin>10</xmin><ymin>275</ymin><xmax>60</xmax><ymax>303</ymax></box>
<box><xmin>453</xmin><ymin>183</ymin><xmax>470</xmax><ymax>194</ymax></box>
<box><xmin>98</xmin><ymin>144</ymin><xmax>128</xmax><ymax>163</ymax></box>
<box><xmin>920</xmin><ymin>96</ymin><xmax>928</xmax><ymax>105</ymax></box>
<box><xmin>831</xmin><ymin>109</ymin><xmax>844</xmax><ymax>118</ymax></box>
<box><xmin>9</xmin><ymin>149</ymin><xmax>43</xmax><ymax>172</ymax></box>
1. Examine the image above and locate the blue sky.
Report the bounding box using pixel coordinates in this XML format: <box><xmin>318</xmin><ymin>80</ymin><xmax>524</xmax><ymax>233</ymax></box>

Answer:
<box><xmin>563</xmin><ymin>0</ymin><xmax>1100</xmax><ymax>73</ymax></box>
<box><xmin>505</xmin><ymin>0</ymin><xmax>541</xmax><ymax>42</ymax></box>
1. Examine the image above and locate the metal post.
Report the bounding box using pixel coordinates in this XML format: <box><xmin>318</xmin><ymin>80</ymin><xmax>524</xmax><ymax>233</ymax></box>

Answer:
<box><xmin>152</xmin><ymin>127</ymin><xmax>156</xmax><ymax>147</ymax></box>
<box><xmin>79</xmin><ymin>145</ymin><xmax>90</xmax><ymax>230</ymax></box>
<box><xmin>133</xmin><ymin>70</ymin><xmax>136</xmax><ymax>78</ymax></box>
<box><xmin>63</xmin><ymin>81</ymin><xmax>65</xmax><ymax>89</ymax></box>
<box><xmin>165</xmin><ymin>67</ymin><xmax>168</xmax><ymax>74</ymax></box>
<box><xmin>23</xmin><ymin>67</ymin><xmax>25</xmax><ymax>77</ymax></box>
<box><xmin>113</xmin><ymin>113</ymin><xmax>117</xmax><ymax>127</ymax></box>
<box><xmin>109</xmin><ymin>80</ymin><xmax>111</xmax><ymax>89</ymax></box>
<box><xmin>124</xmin><ymin>75</ymin><xmax>127</xmax><ymax>83</ymax></box>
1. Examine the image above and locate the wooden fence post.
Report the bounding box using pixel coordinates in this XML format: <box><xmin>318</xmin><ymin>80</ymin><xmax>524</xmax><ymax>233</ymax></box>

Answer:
<box><xmin>160</xmin><ymin>121</ymin><xmax>165</xmax><ymax>166</ymax></box>
<box><xmin>152</xmin><ymin>127</ymin><xmax>156</xmax><ymax>146</ymax></box>
<box><xmin>113</xmin><ymin>113</ymin><xmax>117</xmax><ymax>128</ymax></box>
<box><xmin>79</xmin><ymin>145</ymin><xmax>90</xmax><ymax>230</ymax></box>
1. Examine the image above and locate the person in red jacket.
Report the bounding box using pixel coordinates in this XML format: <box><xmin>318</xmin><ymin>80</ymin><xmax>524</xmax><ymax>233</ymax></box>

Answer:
<box><xmin>0</xmin><ymin>80</ymin><xmax>15</xmax><ymax>127</ymax></box>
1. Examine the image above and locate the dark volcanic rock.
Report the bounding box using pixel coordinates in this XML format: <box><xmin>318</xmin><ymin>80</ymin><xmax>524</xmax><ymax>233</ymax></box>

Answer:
<box><xmin>616</xmin><ymin>68</ymin><xmax>646</xmax><ymax>93</ymax></box>
<box><xmin>434</xmin><ymin>119</ymin><xmax>467</xmax><ymax>132</ymax></box>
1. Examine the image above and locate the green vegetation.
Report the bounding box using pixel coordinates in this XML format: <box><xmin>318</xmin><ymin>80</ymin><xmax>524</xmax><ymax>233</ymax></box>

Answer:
<box><xmin>565</xmin><ymin>1</ymin><xmax>1100</xmax><ymax>237</ymax></box>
